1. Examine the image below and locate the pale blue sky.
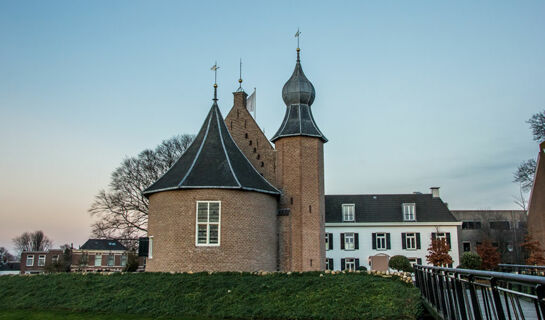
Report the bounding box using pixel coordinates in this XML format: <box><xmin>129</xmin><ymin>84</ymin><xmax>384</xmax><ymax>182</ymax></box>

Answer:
<box><xmin>1</xmin><ymin>1</ymin><xmax>544</xmax><ymax>251</ymax></box>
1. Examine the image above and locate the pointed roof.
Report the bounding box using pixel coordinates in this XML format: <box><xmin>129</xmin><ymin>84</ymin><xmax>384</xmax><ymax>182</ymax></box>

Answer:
<box><xmin>143</xmin><ymin>96</ymin><xmax>280</xmax><ymax>197</ymax></box>
<box><xmin>271</xmin><ymin>49</ymin><xmax>327</xmax><ymax>143</ymax></box>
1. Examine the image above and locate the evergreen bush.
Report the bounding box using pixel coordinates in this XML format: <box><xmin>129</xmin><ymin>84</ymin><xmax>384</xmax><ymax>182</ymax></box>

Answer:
<box><xmin>389</xmin><ymin>255</ymin><xmax>413</xmax><ymax>272</ymax></box>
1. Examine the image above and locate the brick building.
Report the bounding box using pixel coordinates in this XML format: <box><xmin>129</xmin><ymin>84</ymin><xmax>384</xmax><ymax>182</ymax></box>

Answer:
<box><xmin>528</xmin><ymin>142</ymin><xmax>545</xmax><ymax>249</ymax></box>
<box><xmin>71</xmin><ymin>239</ymin><xmax>128</xmax><ymax>272</ymax></box>
<box><xmin>143</xmin><ymin>47</ymin><xmax>326</xmax><ymax>272</ymax></box>
<box><xmin>20</xmin><ymin>249</ymin><xmax>64</xmax><ymax>274</ymax></box>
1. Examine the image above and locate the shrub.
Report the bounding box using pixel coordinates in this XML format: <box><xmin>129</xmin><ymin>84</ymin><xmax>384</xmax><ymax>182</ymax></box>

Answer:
<box><xmin>389</xmin><ymin>255</ymin><xmax>413</xmax><ymax>272</ymax></box>
<box><xmin>460</xmin><ymin>252</ymin><xmax>482</xmax><ymax>269</ymax></box>
<box><xmin>123</xmin><ymin>251</ymin><xmax>139</xmax><ymax>272</ymax></box>
<box><xmin>357</xmin><ymin>265</ymin><xmax>367</xmax><ymax>271</ymax></box>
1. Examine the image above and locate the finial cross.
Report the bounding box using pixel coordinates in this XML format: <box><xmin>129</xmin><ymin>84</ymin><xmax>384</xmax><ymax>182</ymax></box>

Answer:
<box><xmin>295</xmin><ymin>28</ymin><xmax>301</xmax><ymax>49</ymax></box>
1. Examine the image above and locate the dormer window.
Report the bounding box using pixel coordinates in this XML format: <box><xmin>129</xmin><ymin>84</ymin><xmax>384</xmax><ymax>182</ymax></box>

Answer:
<box><xmin>342</xmin><ymin>204</ymin><xmax>355</xmax><ymax>222</ymax></box>
<box><xmin>402</xmin><ymin>203</ymin><xmax>416</xmax><ymax>221</ymax></box>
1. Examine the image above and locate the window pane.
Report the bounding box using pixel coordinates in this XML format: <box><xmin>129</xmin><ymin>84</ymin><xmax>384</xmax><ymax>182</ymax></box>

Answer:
<box><xmin>198</xmin><ymin>203</ymin><xmax>208</xmax><ymax>222</ymax></box>
<box><xmin>108</xmin><ymin>255</ymin><xmax>114</xmax><ymax>266</ymax></box>
<box><xmin>197</xmin><ymin>224</ymin><xmax>207</xmax><ymax>244</ymax></box>
<box><xmin>121</xmin><ymin>255</ymin><xmax>127</xmax><ymax>266</ymax></box>
<box><xmin>209</xmin><ymin>203</ymin><xmax>219</xmax><ymax>222</ymax></box>
<box><xmin>95</xmin><ymin>255</ymin><xmax>102</xmax><ymax>266</ymax></box>
<box><xmin>209</xmin><ymin>224</ymin><xmax>219</xmax><ymax>244</ymax></box>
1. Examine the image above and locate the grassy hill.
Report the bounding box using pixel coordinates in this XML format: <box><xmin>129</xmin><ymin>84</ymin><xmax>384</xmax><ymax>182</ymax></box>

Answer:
<box><xmin>0</xmin><ymin>272</ymin><xmax>421</xmax><ymax>319</ymax></box>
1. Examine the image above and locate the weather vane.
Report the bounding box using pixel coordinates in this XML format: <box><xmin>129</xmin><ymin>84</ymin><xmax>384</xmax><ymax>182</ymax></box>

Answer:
<box><xmin>238</xmin><ymin>58</ymin><xmax>243</xmax><ymax>90</ymax></box>
<box><xmin>211</xmin><ymin>61</ymin><xmax>219</xmax><ymax>101</ymax></box>
<box><xmin>295</xmin><ymin>28</ymin><xmax>301</xmax><ymax>49</ymax></box>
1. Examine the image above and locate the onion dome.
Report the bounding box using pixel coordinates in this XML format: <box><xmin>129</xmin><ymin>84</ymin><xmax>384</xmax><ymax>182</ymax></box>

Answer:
<box><xmin>271</xmin><ymin>49</ymin><xmax>327</xmax><ymax>143</ymax></box>
<box><xmin>143</xmin><ymin>86</ymin><xmax>280</xmax><ymax>197</ymax></box>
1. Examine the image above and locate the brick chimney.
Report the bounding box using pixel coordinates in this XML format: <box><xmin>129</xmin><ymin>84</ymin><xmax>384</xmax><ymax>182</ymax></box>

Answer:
<box><xmin>430</xmin><ymin>187</ymin><xmax>440</xmax><ymax>198</ymax></box>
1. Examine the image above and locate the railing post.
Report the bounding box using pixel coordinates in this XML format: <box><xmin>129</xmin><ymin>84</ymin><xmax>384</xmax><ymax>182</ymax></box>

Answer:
<box><xmin>454</xmin><ymin>272</ymin><xmax>468</xmax><ymax>320</ymax></box>
<box><xmin>490</xmin><ymin>277</ymin><xmax>506</xmax><ymax>320</ymax></box>
<box><xmin>468</xmin><ymin>275</ymin><xmax>483</xmax><ymax>320</ymax></box>
<box><xmin>536</xmin><ymin>284</ymin><xmax>545</xmax><ymax>318</ymax></box>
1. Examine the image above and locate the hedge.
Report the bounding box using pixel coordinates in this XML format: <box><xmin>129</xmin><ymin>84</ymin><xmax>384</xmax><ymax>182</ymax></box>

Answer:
<box><xmin>0</xmin><ymin>272</ymin><xmax>422</xmax><ymax>319</ymax></box>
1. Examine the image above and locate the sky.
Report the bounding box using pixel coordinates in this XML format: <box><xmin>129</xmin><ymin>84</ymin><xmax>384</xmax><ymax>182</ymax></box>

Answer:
<box><xmin>1</xmin><ymin>1</ymin><xmax>544</xmax><ymax>253</ymax></box>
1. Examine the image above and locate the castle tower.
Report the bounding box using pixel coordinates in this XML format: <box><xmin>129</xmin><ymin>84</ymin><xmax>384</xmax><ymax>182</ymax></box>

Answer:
<box><xmin>272</xmin><ymin>48</ymin><xmax>327</xmax><ymax>271</ymax></box>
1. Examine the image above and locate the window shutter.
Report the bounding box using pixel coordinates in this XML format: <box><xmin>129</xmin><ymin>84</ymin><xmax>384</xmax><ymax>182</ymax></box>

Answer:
<box><xmin>386</xmin><ymin>233</ymin><xmax>391</xmax><ymax>249</ymax></box>
<box><xmin>417</xmin><ymin>258</ymin><xmax>422</xmax><ymax>265</ymax></box>
<box><xmin>355</xmin><ymin>233</ymin><xmax>359</xmax><ymax>250</ymax></box>
<box><xmin>329</xmin><ymin>234</ymin><xmax>333</xmax><ymax>250</ymax></box>
<box><xmin>138</xmin><ymin>237</ymin><xmax>149</xmax><ymax>257</ymax></box>
<box><xmin>401</xmin><ymin>233</ymin><xmax>406</xmax><ymax>249</ymax></box>
<box><xmin>372</xmin><ymin>233</ymin><xmax>376</xmax><ymax>250</ymax></box>
<box><xmin>416</xmin><ymin>233</ymin><xmax>421</xmax><ymax>249</ymax></box>
<box><xmin>329</xmin><ymin>258</ymin><xmax>334</xmax><ymax>270</ymax></box>
<box><xmin>431</xmin><ymin>233</ymin><xmax>436</xmax><ymax>240</ymax></box>
<box><xmin>340</xmin><ymin>233</ymin><xmax>345</xmax><ymax>250</ymax></box>
<box><xmin>341</xmin><ymin>258</ymin><xmax>345</xmax><ymax>271</ymax></box>
<box><xmin>446</xmin><ymin>233</ymin><xmax>451</xmax><ymax>248</ymax></box>
<box><xmin>355</xmin><ymin>259</ymin><xmax>360</xmax><ymax>269</ymax></box>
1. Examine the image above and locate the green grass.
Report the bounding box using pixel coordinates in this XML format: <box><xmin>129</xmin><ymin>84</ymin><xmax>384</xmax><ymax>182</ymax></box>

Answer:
<box><xmin>0</xmin><ymin>309</ymin><xmax>167</xmax><ymax>320</ymax></box>
<box><xmin>0</xmin><ymin>272</ymin><xmax>422</xmax><ymax>319</ymax></box>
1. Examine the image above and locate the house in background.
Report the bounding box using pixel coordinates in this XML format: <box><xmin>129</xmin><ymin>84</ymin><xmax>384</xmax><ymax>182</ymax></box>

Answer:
<box><xmin>450</xmin><ymin>210</ymin><xmax>527</xmax><ymax>264</ymax></box>
<box><xmin>325</xmin><ymin>187</ymin><xmax>461</xmax><ymax>271</ymax></box>
<box><xmin>71</xmin><ymin>239</ymin><xmax>128</xmax><ymax>272</ymax></box>
<box><xmin>20</xmin><ymin>249</ymin><xmax>64</xmax><ymax>274</ymax></box>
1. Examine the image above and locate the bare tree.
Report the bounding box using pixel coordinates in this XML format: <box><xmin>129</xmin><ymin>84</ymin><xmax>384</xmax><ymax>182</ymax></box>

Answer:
<box><xmin>0</xmin><ymin>247</ymin><xmax>14</xmax><ymax>265</ymax></box>
<box><xmin>12</xmin><ymin>231</ymin><xmax>52</xmax><ymax>255</ymax></box>
<box><xmin>513</xmin><ymin>183</ymin><xmax>528</xmax><ymax>211</ymax></box>
<box><xmin>528</xmin><ymin>110</ymin><xmax>545</xmax><ymax>142</ymax></box>
<box><xmin>89</xmin><ymin>134</ymin><xmax>194</xmax><ymax>239</ymax></box>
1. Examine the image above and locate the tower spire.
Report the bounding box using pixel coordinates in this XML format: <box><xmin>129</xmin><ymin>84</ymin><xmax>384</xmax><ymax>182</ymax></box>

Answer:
<box><xmin>211</xmin><ymin>61</ymin><xmax>219</xmax><ymax>102</ymax></box>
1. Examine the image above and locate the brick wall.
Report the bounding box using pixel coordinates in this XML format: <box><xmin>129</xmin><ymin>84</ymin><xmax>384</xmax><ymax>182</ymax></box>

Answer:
<box><xmin>275</xmin><ymin>136</ymin><xmax>325</xmax><ymax>271</ymax></box>
<box><xmin>146</xmin><ymin>189</ymin><xmax>278</xmax><ymax>272</ymax></box>
<box><xmin>529</xmin><ymin>142</ymin><xmax>545</xmax><ymax>249</ymax></box>
<box><xmin>225</xmin><ymin>91</ymin><xmax>277</xmax><ymax>187</ymax></box>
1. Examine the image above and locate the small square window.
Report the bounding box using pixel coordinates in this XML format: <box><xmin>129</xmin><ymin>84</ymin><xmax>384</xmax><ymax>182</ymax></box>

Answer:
<box><xmin>463</xmin><ymin>242</ymin><xmax>471</xmax><ymax>252</ymax></box>
<box><xmin>342</xmin><ymin>204</ymin><xmax>355</xmax><ymax>222</ymax></box>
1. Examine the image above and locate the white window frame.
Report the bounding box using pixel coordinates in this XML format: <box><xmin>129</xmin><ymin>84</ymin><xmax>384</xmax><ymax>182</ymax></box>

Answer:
<box><xmin>95</xmin><ymin>254</ymin><xmax>102</xmax><ymax>267</ymax></box>
<box><xmin>406</xmin><ymin>233</ymin><xmax>417</xmax><ymax>250</ymax></box>
<box><xmin>342</xmin><ymin>204</ymin><xmax>355</xmax><ymax>222</ymax></box>
<box><xmin>436</xmin><ymin>232</ymin><xmax>447</xmax><ymax>241</ymax></box>
<box><xmin>195</xmin><ymin>201</ymin><xmax>221</xmax><ymax>247</ymax></box>
<box><xmin>344</xmin><ymin>233</ymin><xmax>355</xmax><ymax>250</ymax></box>
<box><xmin>402</xmin><ymin>203</ymin><xmax>416</xmax><ymax>221</ymax></box>
<box><xmin>376</xmin><ymin>233</ymin><xmax>387</xmax><ymax>250</ymax></box>
<box><xmin>408</xmin><ymin>258</ymin><xmax>418</xmax><ymax>267</ymax></box>
<box><xmin>148</xmin><ymin>236</ymin><xmax>153</xmax><ymax>259</ymax></box>
<box><xmin>345</xmin><ymin>258</ymin><xmax>356</xmax><ymax>271</ymax></box>
<box><xmin>38</xmin><ymin>255</ymin><xmax>46</xmax><ymax>266</ymax></box>
<box><xmin>325</xmin><ymin>233</ymin><xmax>330</xmax><ymax>251</ymax></box>
<box><xmin>52</xmin><ymin>255</ymin><xmax>59</xmax><ymax>264</ymax></box>
<box><xmin>121</xmin><ymin>254</ymin><xmax>127</xmax><ymax>266</ymax></box>
<box><xmin>325</xmin><ymin>258</ymin><xmax>332</xmax><ymax>270</ymax></box>
<box><xmin>107</xmin><ymin>254</ymin><xmax>115</xmax><ymax>266</ymax></box>
<box><xmin>26</xmin><ymin>255</ymin><xmax>34</xmax><ymax>267</ymax></box>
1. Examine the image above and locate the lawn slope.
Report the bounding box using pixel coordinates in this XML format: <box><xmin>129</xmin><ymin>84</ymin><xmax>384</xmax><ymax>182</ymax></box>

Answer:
<box><xmin>0</xmin><ymin>272</ymin><xmax>421</xmax><ymax>319</ymax></box>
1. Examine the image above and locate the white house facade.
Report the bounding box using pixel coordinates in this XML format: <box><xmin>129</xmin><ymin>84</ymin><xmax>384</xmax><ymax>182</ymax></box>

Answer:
<box><xmin>324</xmin><ymin>188</ymin><xmax>461</xmax><ymax>271</ymax></box>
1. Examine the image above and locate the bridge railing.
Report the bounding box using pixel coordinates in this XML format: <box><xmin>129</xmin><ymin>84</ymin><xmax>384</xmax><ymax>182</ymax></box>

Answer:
<box><xmin>414</xmin><ymin>264</ymin><xmax>545</xmax><ymax>320</ymax></box>
<box><xmin>499</xmin><ymin>264</ymin><xmax>545</xmax><ymax>276</ymax></box>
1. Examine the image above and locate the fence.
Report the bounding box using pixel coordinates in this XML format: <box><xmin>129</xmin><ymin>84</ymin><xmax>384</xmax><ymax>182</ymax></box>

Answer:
<box><xmin>499</xmin><ymin>264</ymin><xmax>545</xmax><ymax>276</ymax></box>
<box><xmin>414</xmin><ymin>265</ymin><xmax>545</xmax><ymax>320</ymax></box>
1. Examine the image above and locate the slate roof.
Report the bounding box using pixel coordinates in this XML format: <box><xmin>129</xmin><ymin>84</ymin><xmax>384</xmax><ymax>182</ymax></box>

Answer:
<box><xmin>143</xmin><ymin>100</ymin><xmax>280</xmax><ymax>196</ymax></box>
<box><xmin>271</xmin><ymin>49</ymin><xmax>327</xmax><ymax>143</ymax></box>
<box><xmin>80</xmin><ymin>239</ymin><xmax>127</xmax><ymax>251</ymax></box>
<box><xmin>325</xmin><ymin>194</ymin><xmax>457</xmax><ymax>223</ymax></box>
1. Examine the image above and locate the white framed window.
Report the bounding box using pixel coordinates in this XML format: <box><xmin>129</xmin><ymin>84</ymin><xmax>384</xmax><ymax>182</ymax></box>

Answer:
<box><xmin>196</xmin><ymin>201</ymin><xmax>221</xmax><ymax>246</ymax></box>
<box><xmin>26</xmin><ymin>255</ymin><xmax>34</xmax><ymax>267</ymax></box>
<box><xmin>38</xmin><ymin>255</ymin><xmax>46</xmax><ymax>266</ymax></box>
<box><xmin>436</xmin><ymin>232</ymin><xmax>447</xmax><ymax>241</ymax></box>
<box><xmin>325</xmin><ymin>233</ymin><xmax>330</xmax><ymax>251</ymax></box>
<box><xmin>376</xmin><ymin>233</ymin><xmax>387</xmax><ymax>250</ymax></box>
<box><xmin>121</xmin><ymin>255</ymin><xmax>127</xmax><ymax>266</ymax></box>
<box><xmin>325</xmin><ymin>258</ymin><xmax>333</xmax><ymax>270</ymax></box>
<box><xmin>406</xmin><ymin>233</ymin><xmax>417</xmax><ymax>250</ymax></box>
<box><xmin>52</xmin><ymin>255</ymin><xmax>59</xmax><ymax>264</ymax></box>
<box><xmin>107</xmin><ymin>255</ymin><xmax>114</xmax><ymax>266</ymax></box>
<box><xmin>342</xmin><ymin>204</ymin><xmax>355</xmax><ymax>222</ymax></box>
<box><xmin>345</xmin><ymin>258</ymin><xmax>356</xmax><ymax>271</ymax></box>
<box><xmin>402</xmin><ymin>203</ymin><xmax>416</xmax><ymax>221</ymax></box>
<box><xmin>148</xmin><ymin>236</ymin><xmax>153</xmax><ymax>259</ymax></box>
<box><xmin>95</xmin><ymin>254</ymin><xmax>102</xmax><ymax>266</ymax></box>
<box><xmin>344</xmin><ymin>233</ymin><xmax>355</xmax><ymax>250</ymax></box>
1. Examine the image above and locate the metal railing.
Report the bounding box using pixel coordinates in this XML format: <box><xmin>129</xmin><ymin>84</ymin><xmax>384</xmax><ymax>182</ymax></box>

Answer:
<box><xmin>414</xmin><ymin>265</ymin><xmax>545</xmax><ymax>320</ymax></box>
